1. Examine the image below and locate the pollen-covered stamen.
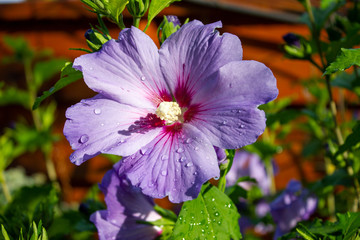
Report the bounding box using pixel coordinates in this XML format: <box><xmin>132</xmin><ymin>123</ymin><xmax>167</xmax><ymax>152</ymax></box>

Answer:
<box><xmin>156</xmin><ymin>101</ymin><xmax>181</xmax><ymax>124</ymax></box>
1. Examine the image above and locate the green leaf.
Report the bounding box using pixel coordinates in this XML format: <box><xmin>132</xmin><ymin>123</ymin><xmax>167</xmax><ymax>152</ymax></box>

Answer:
<box><xmin>171</xmin><ymin>183</ymin><xmax>241</xmax><ymax>240</ymax></box>
<box><xmin>32</xmin><ymin>62</ymin><xmax>82</xmax><ymax>110</ymax></box>
<box><xmin>0</xmin><ymin>85</ymin><xmax>30</xmax><ymax>108</ymax></box>
<box><xmin>3</xmin><ymin>36</ymin><xmax>34</xmax><ymax>62</ymax></box>
<box><xmin>324</xmin><ymin>48</ymin><xmax>360</xmax><ymax>75</ymax></box>
<box><xmin>296</xmin><ymin>223</ymin><xmax>318</xmax><ymax>240</ymax></box>
<box><xmin>1</xmin><ymin>225</ymin><xmax>11</xmax><ymax>240</ymax></box>
<box><xmin>33</xmin><ymin>59</ymin><xmax>67</xmax><ymax>89</ymax></box>
<box><xmin>335</xmin><ymin>121</ymin><xmax>360</xmax><ymax>157</ymax></box>
<box><xmin>153</xmin><ymin>205</ymin><xmax>178</xmax><ymax>222</ymax></box>
<box><xmin>145</xmin><ymin>0</ymin><xmax>180</xmax><ymax>30</ymax></box>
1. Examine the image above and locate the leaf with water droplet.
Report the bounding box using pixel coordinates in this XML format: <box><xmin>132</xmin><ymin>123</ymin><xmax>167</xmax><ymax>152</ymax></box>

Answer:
<box><xmin>171</xmin><ymin>183</ymin><xmax>241</xmax><ymax>240</ymax></box>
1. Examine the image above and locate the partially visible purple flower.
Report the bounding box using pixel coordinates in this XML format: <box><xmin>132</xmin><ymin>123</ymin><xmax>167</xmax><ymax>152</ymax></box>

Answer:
<box><xmin>90</xmin><ymin>163</ymin><xmax>162</xmax><ymax>240</ymax></box>
<box><xmin>64</xmin><ymin>20</ymin><xmax>278</xmax><ymax>203</ymax></box>
<box><xmin>166</xmin><ymin>15</ymin><xmax>181</xmax><ymax>27</ymax></box>
<box><xmin>226</xmin><ymin>150</ymin><xmax>271</xmax><ymax>195</ymax></box>
<box><xmin>270</xmin><ymin>180</ymin><xmax>317</xmax><ymax>239</ymax></box>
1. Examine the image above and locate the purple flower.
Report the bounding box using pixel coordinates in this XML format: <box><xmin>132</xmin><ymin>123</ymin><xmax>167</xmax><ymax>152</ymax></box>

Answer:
<box><xmin>270</xmin><ymin>180</ymin><xmax>317</xmax><ymax>239</ymax></box>
<box><xmin>90</xmin><ymin>163</ymin><xmax>162</xmax><ymax>240</ymax></box>
<box><xmin>64</xmin><ymin>20</ymin><xmax>278</xmax><ymax>203</ymax></box>
<box><xmin>226</xmin><ymin>151</ymin><xmax>271</xmax><ymax>195</ymax></box>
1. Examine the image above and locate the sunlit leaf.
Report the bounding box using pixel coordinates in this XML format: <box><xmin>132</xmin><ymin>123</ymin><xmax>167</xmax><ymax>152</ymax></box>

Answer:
<box><xmin>171</xmin><ymin>183</ymin><xmax>241</xmax><ymax>240</ymax></box>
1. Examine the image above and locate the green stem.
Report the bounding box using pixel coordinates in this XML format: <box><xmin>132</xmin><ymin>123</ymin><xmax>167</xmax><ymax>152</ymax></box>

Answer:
<box><xmin>133</xmin><ymin>17</ymin><xmax>141</xmax><ymax>28</ymax></box>
<box><xmin>24</xmin><ymin>59</ymin><xmax>58</xmax><ymax>183</ymax></box>
<box><xmin>0</xmin><ymin>171</ymin><xmax>11</xmax><ymax>203</ymax></box>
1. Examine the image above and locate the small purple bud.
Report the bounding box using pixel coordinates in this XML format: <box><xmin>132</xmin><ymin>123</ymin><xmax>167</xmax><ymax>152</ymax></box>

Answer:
<box><xmin>166</xmin><ymin>15</ymin><xmax>181</xmax><ymax>27</ymax></box>
<box><xmin>282</xmin><ymin>33</ymin><xmax>301</xmax><ymax>48</ymax></box>
<box><xmin>85</xmin><ymin>29</ymin><xmax>94</xmax><ymax>41</ymax></box>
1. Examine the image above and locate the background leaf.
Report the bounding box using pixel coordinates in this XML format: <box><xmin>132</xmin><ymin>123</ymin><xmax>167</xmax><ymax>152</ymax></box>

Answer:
<box><xmin>32</xmin><ymin>62</ymin><xmax>82</xmax><ymax>110</ymax></box>
<box><xmin>324</xmin><ymin>48</ymin><xmax>360</xmax><ymax>75</ymax></box>
<box><xmin>146</xmin><ymin>0</ymin><xmax>180</xmax><ymax>30</ymax></box>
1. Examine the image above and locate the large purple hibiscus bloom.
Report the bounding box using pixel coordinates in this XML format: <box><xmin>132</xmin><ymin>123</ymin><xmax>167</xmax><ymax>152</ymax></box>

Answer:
<box><xmin>90</xmin><ymin>163</ymin><xmax>162</xmax><ymax>240</ymax></box>
<box><xmin>64</xmin><ymin>20</ymin><xmax>278</xmax><ymax>203</ymax></box>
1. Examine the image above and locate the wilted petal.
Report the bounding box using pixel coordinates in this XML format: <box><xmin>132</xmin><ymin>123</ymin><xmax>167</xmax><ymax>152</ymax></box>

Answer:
<box><xmin>116</xmin><ymin>124</ymin><xmax>220</xmax><ymax>203</ymax></box>
<box><xmin>159</xmin><ymin>20</ymin><xmax>243</xmax><ymax>107</ymax></box>
<box><xmin>64</xmin><ymin>95</ymin><xmax>162</xmax><ymax>165</ymax></box>
<box><xmin>73</xmin><ymin>26</ymin><xmax>171</xmax><ymax>109</ymax></box>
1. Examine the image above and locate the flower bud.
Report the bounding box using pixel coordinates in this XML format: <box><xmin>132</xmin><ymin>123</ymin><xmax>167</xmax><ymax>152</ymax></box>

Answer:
<box><xmin>85</xmin><ymin>29</ymin><xmax>110</xmax><ymax>52</ymax></box>
<box><xmin>158</xmin><ymin>15</ymin><xmax>187</xmax><ymax>45</ymax></box>
<box><xmin>127</xmin><ymin>0</ymin><xmax>149</xmax><ymax>18</ymax></box>
<box><xmin>282</xmin><ymin>33</ymin><xmax>312</xmax><ymax>59</ymax></box>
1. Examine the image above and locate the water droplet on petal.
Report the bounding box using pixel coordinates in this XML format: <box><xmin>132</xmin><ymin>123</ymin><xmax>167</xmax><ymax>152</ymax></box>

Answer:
<box><xmin>176</xmin><ymin>147</ymin><xmax>184</xmax><ymax>153</ymax></box>
<box><xmin>161</xmin><ymin>170</ymin><xmax>167</xmax><ymax>176</ymax></box>
<box><xmin>79</xmin><ymin>134</ymin><xmax>89</xmax><ymax>144</ymax></box>
<box><xmin>194</xmin><ymin>147</ymin><xmax>199</xmax><ymax>151</ymax></box>
<box><xmin>161</xmin><ymin>155</ymin><xmax>169</xmax><ymax>161</ymax></box>
<box><xmin>94</xmin><ymin>108</ymin><xmax>101</xmax><ymax>115</ymax></box>
<box><xmin>185</xmin><ymin>162</ymin><xmax>193</xmax><ymax>167</ymax></box>
<box><xmin>89</xmin><ymin>67</ymin><xmax>93</xmax><ymax>70</ymax></box>
<box><xmin>100</xmin><ymin>123</ymin><xmax>105</xmax><ymax>127</ymax></box>
<box><xmin>185</xmin><ymin>138</ymin><xmax>192</xmax><ymax>144</ymax></box>
<box><xmin>222</xmin><ymin>120</ymin><xmax>227</xmax><ymax>125</ymax></box>
<box><xmin>140</xmin><ymin>76</ymin><xmax>146</xmax><ymax>81</ymax></box>
<box><xmin>240</xmin><ymin>124</ymin><xmax>245</xmax><ymax>128</ymax></box>
<box><xmin>179</xmin><ymin>156</ymin><xmax>186</xmax><ymax>162</ymax></box>
<box><xmin>120</xmin><ymin>139</ymin><xmax>125</xmax><ymax>143</ymax></box>
<box><xmin>193</xmin><ymin>171</ymin><xmax>198</xmax><ymax>175</ymax></box>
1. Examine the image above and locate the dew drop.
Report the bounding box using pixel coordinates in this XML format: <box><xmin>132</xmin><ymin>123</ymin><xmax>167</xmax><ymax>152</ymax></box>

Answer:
<box><xmin>185</xmin><ymin>138</ymin><xmax>192</xmax><ymax>144</ymax></box>
<box><xmin>222</xmin><ymin>120</ymin><xmax>227</xmax><ymax>125</ymax></box>
<box><xmin>211</xmin><ymin>198</ymin><xmax>215</xmax><ymax>202</ymax></box>
<box><xmin>214</xmin><ymin>176</ymin><xmax>220</xmax><ymax>180</ymax></box>
<box><xmin>79</xmin><ymin>134</ymin><xmax>89</xmax><ymax>144</ymax></box>
<box><xmin>179</xmin><ymin>156</ymin><xmax>186</xmax><ymax>162</ymax></box>
<box><xmin>100</xmin><ymin>123</ymin><xmax>105</xmax><ymax>127</ymax></box>
<box><xmin>120</xmin><ymin>139</ymin><xmax>125</xmax><ymax>143</ymax></box>
<box><xmin>49</xmin><ymin>87</ymin><xmax>55</xmax><ymax>93</ymax></box>
<box><xmin>161</xmin><ymin>170</ymin><xmax>167</xmax><ymax>176</ymax></box>
<box><xmin>185</xmin><ymin>162</ymin><xmax>193</xmax><ymax>167</ymax></box>
<box><xmin>161</xmin><ymin>155</ymin><xmax>169</xmax><ymax>161</ymax></box>
<box><xmin>214</xmin><ymin>212</ymin><xmax>220</xmax><ymax>217</ymax></box>
<box><xmin>231</xmin><ymin>109</ymin><xmax>237</xmax><ymax>113</ymax></box>
<box><xmin>140</xmin><ymin>76</ymin><xmax>146</xmax><ymax>81</ymax></box>
<box><xmin>176</xmin><ymin>147</ymin><xmax>184</xmax><ymax>153</ymax></box>
<box><xmin>193</xmin><ymin>171</ymin><xmax>198</xmax><ymax>175</ymax></box>
<box><xmin>240</xmin><ymin>124</ymin><xmax>245</xmax><ymax>128</ymax></box>
<box><xmin>89</xmin><ymin>67</ymin><xmax>93</xmax><ymax>70</ymax></box>
<box><xmin>94</xmin><ymin>108</ymin><xmax>101</xmax><ymax>115</ymax></box>
<box><xmin>194</xmin><ymin>146</ymin><xmax>199</xmax><ymax>151</ymax></box>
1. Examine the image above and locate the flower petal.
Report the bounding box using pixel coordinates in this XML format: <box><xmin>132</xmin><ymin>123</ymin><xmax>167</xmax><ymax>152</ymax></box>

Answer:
<box><xmin>189</xmin><ymin>103</ymin><xmax>267</xmax><ymax>150</ymax></box>
<box><xmin>73</xmin><ymin>26</ymin><xmax>171</xmax><ymax>109</ymax></box>
<box><xmin>191</xmin><ymin>60</ymin><xmax>278</xmax><ymax>106</ymax></box>
<box><xmin>116</xmin><ymin>124</ymin><xmax>220</xmax><ymax>203</ymax></box>
<box><xmin>159</xmin><ymin>20</ymin><xmax>243</xmax><ymax>107</ymax></box>
<box><xmin>63</xmin><ymin>95</ymin><xmax>162</xmax><ymax>165</ymax></box>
